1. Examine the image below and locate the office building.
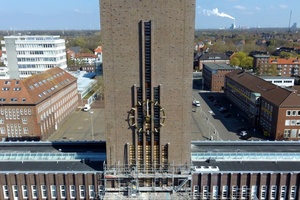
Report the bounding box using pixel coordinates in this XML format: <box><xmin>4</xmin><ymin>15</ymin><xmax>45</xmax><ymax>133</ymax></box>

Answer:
<box><xmin>225</xmin><ymin>69</ymin><xmax>300</xmax><ymax>140</ymax></box>
<box><xmin>0</xmin><ymin>67</ymin><xmax>78</xmax><ymax>141</ymax></box>
<box><xmin>202</xmin><ymin>63</ymin><xmax>235</xmax><ymax>91</ymax></box>
<box><xmin>1</xmin><ymin>35</ymin><xmax>67</xmax><ymax>79</ymax></box>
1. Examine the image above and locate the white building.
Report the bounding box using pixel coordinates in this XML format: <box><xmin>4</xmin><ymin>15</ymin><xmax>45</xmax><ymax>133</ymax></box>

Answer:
<box><xmin>1</xmin><ymin>35</ymin><xmax>67</xmax><ymax>79</ymax></box>
<box><xmin>260</xmin><ymin>76</ymin><xmax>295</xmax><ymax>87</ymax></box>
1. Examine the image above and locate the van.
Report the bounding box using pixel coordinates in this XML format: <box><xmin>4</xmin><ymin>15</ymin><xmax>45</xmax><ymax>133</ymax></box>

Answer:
<box><xmin>83</xmin><ymin>104</ymin><xmax>91</xmax><ymax>111</ymax></box>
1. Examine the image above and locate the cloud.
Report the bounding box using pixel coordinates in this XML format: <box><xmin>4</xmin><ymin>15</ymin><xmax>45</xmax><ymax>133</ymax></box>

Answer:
<box><xmin>255</xmin><ymin>7</ymin><xmax>261</xmax><ymax>11</ymax></box>
<box><xmin>279</xmin><ymin>4</ymin><xmax>288</xmax><ymax>9</ymax></box>
<box><xmin>73</xmin><ymin>9</ymin><xmax>91</xmax><ymax>15</ymax></box>
<box><xmin>234</xmin><ymin>5</ymin><xmax>247</xmax><ymax>10</ymax></box>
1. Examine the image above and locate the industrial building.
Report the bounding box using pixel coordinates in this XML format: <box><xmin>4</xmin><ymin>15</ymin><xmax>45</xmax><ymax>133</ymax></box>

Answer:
<box><xmin>1</xmin><ymin>35</ymin><xmax>67</xmax><ymax>79</ymax></box>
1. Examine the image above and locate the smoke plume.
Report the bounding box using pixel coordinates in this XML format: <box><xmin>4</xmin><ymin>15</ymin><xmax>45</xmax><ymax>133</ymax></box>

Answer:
<box><xmin>205</xmin><ymin>8</ymin><xmax>235</xmax><ymax>20</ymax></box>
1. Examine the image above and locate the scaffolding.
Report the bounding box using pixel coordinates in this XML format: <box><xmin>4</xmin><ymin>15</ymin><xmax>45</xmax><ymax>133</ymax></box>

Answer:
<box><xmin>102</xmin><ymin>162</ymin><xmax>192</xmax><ymax>198</ymax></box>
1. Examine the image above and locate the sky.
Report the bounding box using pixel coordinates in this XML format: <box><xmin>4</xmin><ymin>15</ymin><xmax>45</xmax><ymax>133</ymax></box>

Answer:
<box><xmin>0</xmin><ymin>0</ymin><xmax>299</xmax><ymax>30</ymax></box>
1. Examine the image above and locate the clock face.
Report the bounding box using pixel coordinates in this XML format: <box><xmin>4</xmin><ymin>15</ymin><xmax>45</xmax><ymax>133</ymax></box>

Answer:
<box><xmin>129</xmin><ymin>99</ymin><xmax>165</xmax><ymax>133</ymax></box>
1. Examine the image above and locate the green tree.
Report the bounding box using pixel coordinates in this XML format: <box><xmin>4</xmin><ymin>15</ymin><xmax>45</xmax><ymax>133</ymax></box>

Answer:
<box><xmin>230</xmin><ymin>57</ymin><xmax>240</xmax><ymax>67</ymax></box>
<box><xmin>279</xmin><ymin>51</ymin><xmax>291</xmax><ymax>58</ymax></box>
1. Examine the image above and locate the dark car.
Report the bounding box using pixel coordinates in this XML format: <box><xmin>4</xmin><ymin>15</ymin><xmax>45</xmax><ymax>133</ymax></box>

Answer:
<box><xmin>240</xmin><ymin>134</ymin><xmax>252</xmax><ymax>140</ymax></box>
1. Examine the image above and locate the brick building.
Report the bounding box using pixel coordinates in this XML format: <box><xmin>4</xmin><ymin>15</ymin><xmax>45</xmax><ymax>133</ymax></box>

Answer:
<box><xmin>0</xmin><ymin>67</ymin><xmax>78</xmax><ymax>141</ymax></box>
<box><xmin>202</xmin><ymin>63</ymin><xmax>235</xmax><ymax>91</ymax></box>
<box><xmin>225</xmin><ymin>69</ymin><xmax>300</xmax><ymax>140</ymax></box>
<box><xmin>253</xmin><ymin>55</ymin><xmax>300</xmax><ymax>77</ymax></box>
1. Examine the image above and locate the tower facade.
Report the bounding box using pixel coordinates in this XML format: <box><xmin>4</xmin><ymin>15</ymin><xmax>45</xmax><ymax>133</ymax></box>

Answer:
<box><xmin>101</xmin><ymin>0</ymin><xmax>195</xmax><ymax>168</ymax></box>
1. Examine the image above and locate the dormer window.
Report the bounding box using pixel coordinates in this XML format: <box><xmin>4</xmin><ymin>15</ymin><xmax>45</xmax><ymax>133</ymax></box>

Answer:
<box><xmin>2</xmin><ymin>87</ymin><xmax>9</xmax><ymax>91</ymax></box>
<box><xmin>10</xmin><ymin>98</ymin><xmax>17</xmax><ymax>102</ymax></box>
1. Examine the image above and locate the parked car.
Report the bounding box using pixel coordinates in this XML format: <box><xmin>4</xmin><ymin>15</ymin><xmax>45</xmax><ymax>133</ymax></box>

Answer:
<box><xmin>83</xmin><ymin>104</ymin><xmax>91</xmax><ymax>111</ymax></box>
<box><xmin>239</xmin><ymin>131</ymin><xmax>248</xmax><ymax>136</ymax></box>
<box><xmin>240</xmin><ymin>134</ymin><xmax>252</xmax><ymax>140</ymax></box>
<box><xmin>219</xmin><ymin>107</ymin><xmax>228</xmax><ymax>113</ymax></box>
<box><xmin>193</xmin><ymin>100</ymin><xmax>201</xmax><ymax>107</ymax></box>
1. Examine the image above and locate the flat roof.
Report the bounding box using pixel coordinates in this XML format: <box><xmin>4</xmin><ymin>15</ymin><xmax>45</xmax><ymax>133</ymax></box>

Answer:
<box><xmin>203</xmin><ymin>63</ymin><xmax>235</xmax><ymax>70</ymax></box>
<box><xmin>192</xmin><ymin>161</ymin><xmax>300</xmax><ymax>173</ymax></box>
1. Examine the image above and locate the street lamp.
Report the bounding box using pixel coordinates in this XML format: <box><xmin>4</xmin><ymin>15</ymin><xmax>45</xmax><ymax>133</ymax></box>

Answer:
<box><xmin>89</xmin><ymin>111</ymin><xmax>94</xmax><ymax>140</ymax></box>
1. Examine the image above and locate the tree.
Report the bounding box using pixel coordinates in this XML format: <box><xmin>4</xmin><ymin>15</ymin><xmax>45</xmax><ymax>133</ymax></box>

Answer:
<box><xmin>279</xmin><ymin>51</ymin><xmax>291</xmax><ymax>58</ymax></box>
<box><xmin>230</xmin><ymin>57</ymin><xmax>240</xmax><ymax>67</ymax></box>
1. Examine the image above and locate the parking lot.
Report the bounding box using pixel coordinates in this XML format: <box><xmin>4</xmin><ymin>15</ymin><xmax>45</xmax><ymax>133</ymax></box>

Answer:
<box><xmin>48</xmin><ymin>90</ymin><xmax>266</xmax><ymax>142</ymax></box>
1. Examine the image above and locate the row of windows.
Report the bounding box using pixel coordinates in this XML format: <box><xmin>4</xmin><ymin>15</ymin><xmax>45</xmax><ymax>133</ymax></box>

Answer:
<box><xmin>2</xmin><ymin>185</ymin><xmax>102</xmax><ymax>199</ymax></box>
<box><xmin>17</xmin><ymin>49</ymin><xmax>65</xmax><ymax>55</ymax></box>
<box><xmin>16</xmin><ymin>43</ymin><xmax>64</xmax><ymax>49</ymax></box>
<box><xmin>18</xmin><ymin>57</ymin><xmax>58</xmax><ymax>62</ymax></box>
<box><xmin>0</xmin><ymin>124</ymin><xmax>28</xmax><ymax>135</ymax></box>
<box><xmin>286</xmin><ymin>110</ymin><xmax>300</xmax><ymax>116</ymax></box>
<box><xmin>284</xmin><ymin>129</ymin><xmax>300</xmax><ymax>138</ymax></box>
<box><xmin>197</xmin><ymin>185</ymin><xmax>296</xmax><ymax>200</ymax></box>
<box><xmin>19</xmin><ymin>64</ymin><xmax>56</xmax><ymax>69</ymax></box>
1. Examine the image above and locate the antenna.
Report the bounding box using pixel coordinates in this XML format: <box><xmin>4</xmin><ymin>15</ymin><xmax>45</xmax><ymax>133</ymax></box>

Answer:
<box><xmin>288</xmin><ymin>10</ymin><xmax>292</xmax><ymax>32</ymax></box>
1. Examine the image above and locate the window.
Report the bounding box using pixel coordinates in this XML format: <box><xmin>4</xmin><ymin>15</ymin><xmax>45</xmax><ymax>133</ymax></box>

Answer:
<box><xmin>290</xmin><ymin>186</ymin><xmax>297</xmax><ymax>199</ymax></box>
<box><xmin>203</xmin><ymin>186</ymin><xmax>209</xmax><ymax>199</ymax></box>
<box><xmin>22</xmin><ymin>118</ymin><xmax>27</xmax><ymax>124</ymax></box>
<box><xmin>70</xmin><ymin>185</ymin><xmax>76</xmax><ymax>199</ymax></box>
<box><xmin>287</xmin><ymin>110</ymin><xmax>291</xmax><ymax>116</ymax></box>
<box><xmin>22</xmin><ymin>185</ymin><xmax>28</xmax><ymax>199</ymax></box>
<box><xmin>280</xmin><ymin>186</ymin><xmax>286</xmax><ymax>200</ymax></box>
<box><xmin>12</xmin><ymin>185</ymin><xmax>19</xmax><ymax>199</ymax></box>
<box><xmin>0</xmin><ymin>118</ymin><xmax>4</xmax><ymax>124</ymax></box>
<box><xmin>284</xmin><ymin>129</ymin><xmax>291</xmax><ymax>138</ymax></box>
<box><xmin>79</xmin><ymin>185</ymin><xmax>85</xmax><ymax>199</ymax></box>
<box><xmin>31</xmin><ymin>185</ymin><xmax>38</xmax><ymax>199</ymax></box>
<box><xmin>23</xmin><ymin>127</ymin><xmax>28</xmax><ymax>134</ymax></box>
<box><xmin>261</xmin><ymin>185</ymin><xmax>267</xmax><ymax>200</ymax></box>
<box><xmin>291</xmin><ymin>120</ymin><xmax>296</xmax><ymax>126</ymax></box>
<box><xmin>88</xmin><ymin>185</ymin><xmax>95</xmax><ymax>199</ymax></box>
<box><xmin>251</xmin><ymin>185</ymin><xmax>257</xmax><ymax>199</ymax></box>
<box><xmin>212</xmin><ymin>186</ymin><xmax>218</xmax><ymax>199</ymax></box>
<box><xmin>232</xmin><ymin>185</ymin><xmax>238</xmax><ymax>199</ymax></box>
<box><xmin>60</xmin><ymin>185</ymin><xmax>66</xmax><ymax>199</ymax></box>
<box><xmin>270</xmin><ymin>185</ymin><xmax>277</xmax><ymax>199</ymax></box>
<box><xmin>222</xmin><ymin>186</ymin><xmax>228</xmax><ymax>199</ymax></box>
<box><xmin>241</xmin><ymin>185</ymin><xmax>247</xmax><ymax>199</ymax></box>
<box><xmin>292</xmin><ymin>110</ymin><xmax>297</xmax><ymax>116</ymax></box>
<box><xmin>285</xmin><ymin>120</ymin><xmax>291</xmax><ymax>126</ymax></box>
<box><xmin>3</xmin><ymin>185</ymin><xmax>9</xmax><ymax>199</ymax></box>
<box><xmin>50</xmin><ymin>185</ymin><xmax>57</xmax><ymax>199</ymax></box>
<box><xmin>41</xmin><ymin>185</ymin><xmax>47</xmax><ymax>199</ymax></box>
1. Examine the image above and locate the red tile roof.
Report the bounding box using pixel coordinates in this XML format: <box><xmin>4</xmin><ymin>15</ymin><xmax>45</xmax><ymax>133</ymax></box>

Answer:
<box><xmin>94</xmin><ymin>46</ymin><xmax>102</xmax><ymax>53</ymax></box>
<box><xmin>0</xmin><ymin>67</ymin><xmax>77</xmax><ymax>105</ymax></box>
<box><xmin>269</xmin><ymin>57</ymin><xmax>300</xmax><ymax>65</ymax></box>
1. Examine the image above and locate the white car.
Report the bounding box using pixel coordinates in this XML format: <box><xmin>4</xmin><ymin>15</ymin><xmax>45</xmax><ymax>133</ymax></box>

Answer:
<box><xmin>193</xmin><ymin>100</ymin><xmax>201</xmax><ymax>107</ymax></box>
<box><xmin>239</xmin><ymin>131</ymin><xmax>248</xmax><ymax>136</ymax></box>
<box><xmin>83</xmin><ymin>104</ymin><xmax>91</xmax><ymax>111</ymax></box>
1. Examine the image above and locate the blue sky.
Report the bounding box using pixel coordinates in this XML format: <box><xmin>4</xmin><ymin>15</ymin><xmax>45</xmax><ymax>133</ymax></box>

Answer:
<box><xmin>196</xmin><ymin>0</ymin><xmax>299</xmax><ymax>29</ymax></box>
<box><xmin>0</xmin><ymin>0</ymin><xmax>298</xmax><ymax>30</ymax></box>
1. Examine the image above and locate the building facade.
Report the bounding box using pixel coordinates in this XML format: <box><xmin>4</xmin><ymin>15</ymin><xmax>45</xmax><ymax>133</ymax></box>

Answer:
<box><xmin>101</xmin><ymin>0</ymin><xmax>195</xmax><ymax>168</ymax></box>
<box><xmin>225</xmin><ymin>69</ymin><xmax>300</xmax><ymax>140</ymax></box>
<box><xmin>202</xmin><ymin>63</ymin><xmax>235</xmax><ymax>91</ymax></box>
<box><xmin>0</xmin><ymin>67</ymin><xmax>78</xmax><ymax>141</ymax></box>
<box><xmin>1</xmin><ymin>35</ymin><xmax>67</xmax><ymax>79</ymax></box>
<box><xmin>253</xmin><ymin>55</ymin><xmax>300</xmax><ymax>77</ymax></box>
